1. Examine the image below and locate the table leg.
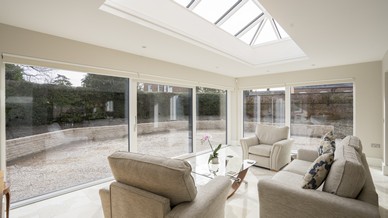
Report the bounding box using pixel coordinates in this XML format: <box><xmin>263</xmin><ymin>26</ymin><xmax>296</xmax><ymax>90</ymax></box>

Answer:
<box><xmin>227</xmin><ymin>168</ymin><xmax>249</xmax><ymax>199</ymax></box>
<box><xmin>5</xmin><ymin>192</ymin><xmax>9</xmax><ymax>218</ymax></box>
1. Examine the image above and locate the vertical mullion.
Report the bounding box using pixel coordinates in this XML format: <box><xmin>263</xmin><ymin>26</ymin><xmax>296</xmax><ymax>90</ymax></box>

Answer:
<box><xmin>285</xmin><ymin>86</ymin><xmax>291</xmax><ymax>138</ymax></box>
<box><xmin>190</xmin><ymin>88</ymin><xmax>196</xmax><ymax>153</ymax></box>
<box><xmin>129</xmin><ymin>79</ymin><xmax>138</xmax><ymax>153</ymax></box>
<box><xmin>0</xmin><ymin>59</ymin><xmax>6</xmax><ymax>174</ymax></box>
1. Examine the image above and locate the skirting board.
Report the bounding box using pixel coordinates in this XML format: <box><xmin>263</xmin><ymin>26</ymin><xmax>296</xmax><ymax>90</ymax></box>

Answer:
<box><xmin>383</xmin><ymin>164</ymin><xmax>388</xmax><ymax>176</ymax></box>
<box><xmin>367</xmin><ymin>157</ymin><xmax>382</xmax><ymax>167</ymax></box>
<box><xmin>229</xmin><ymin>140</ymin><xmax>240</xmax><ymax>146</ymax></box>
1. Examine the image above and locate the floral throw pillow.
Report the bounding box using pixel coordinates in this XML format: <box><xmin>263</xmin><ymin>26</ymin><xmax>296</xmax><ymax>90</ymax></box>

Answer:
<box><xmin>302</xmin><ymin>152</ymin><xmax>334</xmax><ymax>189</ymax></box>
<box><xmin>318</xmin><ymin>131</ymin><xmax>336</xmax><ymax>155</ymax></box>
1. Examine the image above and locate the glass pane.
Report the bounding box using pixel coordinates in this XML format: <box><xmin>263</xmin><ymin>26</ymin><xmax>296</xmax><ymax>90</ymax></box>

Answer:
<box><xmin>196</xmin><ymin>87</ymin><xmax>227</xmax><ymax>152</ymax></box>
<box><xmin>220</xmin><ymin>0</ymin><xmax>262</xmax><ymax>35</ymax></box>
<box><xmin>254</xmin><ymin>18</ymin><xmax>278</xmax><ymax>45</ymax></box>
<box><xmin>5</xmin><ymin>64</ymin><xmax>129</xmax><ymax>203</ymax></box>
<box><xmin>193</xmin><ymin>0</ymin><xmax>238</xmax><ymax>23</ymax></box>
<box><xmin>275</xmin><ymin>20</ymin><xmax>289</xmax><ymax>39</ymax></box>
<box><xmin>174</xmin><ymin>0</ymin><xmax>192</xmax><ymax>7</ymax></box>
<box><xmin>243</xmin><ymin>87</ymin><xmax>285</xmax><ymax>137</ymax></box>
<box><xmin>137</xmin><ymin>83</ymin><xmax>193</xmax><ymax>157</ymax></box>
<box><xmin>239</xmin><ymin>22</ymin><xmax>259</xmax><ymax>44</ymax></box>
<box><xmin>290</xmin><ymin>83</ymin><xmax>353</xmax><ymax>150</ymax></box>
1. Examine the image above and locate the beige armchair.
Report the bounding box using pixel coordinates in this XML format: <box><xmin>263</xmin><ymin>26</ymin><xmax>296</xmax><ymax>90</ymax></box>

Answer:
<box><xmin>240</xmin><ymin>124</ymin><xmax>293</xmax><ymax>171</ymax></box>
<box><xmin>99</xmin><ymin>151</ymin><xmax>232</xmax><ymax>218</ymax></box>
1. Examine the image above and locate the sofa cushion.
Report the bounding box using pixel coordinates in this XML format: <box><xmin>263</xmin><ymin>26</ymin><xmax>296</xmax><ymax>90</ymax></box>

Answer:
<box><xmin>255</xmin><ymin>124</ymin><xmax>288</xmax><ymax>145</ymax></box>
<box><xmin>108</xmin><ymin>151</ymin><xmax>197</xmax><ymax>206</ymax></box>
<box><xmin>342</xmin><ymin>135</ymin><xmax>363</xmax><ymax>154</ymax></box>
<box><xmin>323</xmin><ymin>142</ymin><xmax>366</xmax><ymax>198</ymax></box>
<box><xmin>283</xmin><ymin>159</ymin><xmax>312</xmax><ymax>176</ymax></box>
<box><xmin>272</xmin><ymin>171</ymin><xmax>304</xmax><ymax>187</ymax></box>
<box><xmin>249</xmin><ymin>144</ymin><xmax>272</xmax><ymax>157</ymax></box>
<box><xmin>318</xmin><ymin>131</ymin><xmax>336</xmax><ymax>155</ymax></box>
<box><xmin>302</xmin><ymin>152</ymin><xmax>334</xmax><ymax>189</ymax></box>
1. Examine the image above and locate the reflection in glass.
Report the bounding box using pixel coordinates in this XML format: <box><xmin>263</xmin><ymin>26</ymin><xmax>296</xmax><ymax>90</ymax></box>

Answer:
<box><xmin>243</xmin><ymin>87</ymin><xmax>285</xmax><ymax>137</ymax></box>
<box><xmin>5</xmin><ymin>64</ymin><xmax>129</xmax><ymax>203</ymax></box>
<box><xmin>196</xmin><ymin>87</ymin><xmax>227</xmax><ymax>152</ymax></box>
<box><xmin>290</xmin><ymin>83</ymin><xmax>353</xmax><ymax>150</ymax></box>
<box><xmin>137</xmin><ymin>83</ymin><xmax>193</xmax><ymax>157</ymax></box>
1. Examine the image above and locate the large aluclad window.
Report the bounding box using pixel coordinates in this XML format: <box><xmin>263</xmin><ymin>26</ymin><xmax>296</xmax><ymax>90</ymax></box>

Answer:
<box><xmin>5</xmin><ymin>64</ymin><xmax>129</xmax><ymax>203</ymax></box>
<box><xmin>196</xmin><ymin>87</ymin><xmax>227</xmax><ymax>152</ymax></box>
<box><xmin>243</xmin><ymin>87</ymin><xmax>285</xmax><ymax>137</ymax></box>
<box><xmin>137</xmin><ymin>82</ymin><xmax>193</xmax><ymax>157</ymax></box>
<box><xmin>290</xmin><ymin>83</ymin><xmax>353</xmax><ymax>150</ymax></box>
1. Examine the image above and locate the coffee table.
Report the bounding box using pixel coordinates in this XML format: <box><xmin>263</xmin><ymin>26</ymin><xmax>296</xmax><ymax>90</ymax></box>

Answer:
<box><xmin>189</xmin><ymin>151</ymin><xmax>256</xmax><ymax>199</ymax></box>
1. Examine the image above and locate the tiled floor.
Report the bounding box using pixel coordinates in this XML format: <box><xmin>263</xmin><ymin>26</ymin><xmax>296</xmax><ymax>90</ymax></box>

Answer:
<box><xmin>9</xmin><ymin>146</ymin><xmax>388</xmax><ymax>218</ymax></box>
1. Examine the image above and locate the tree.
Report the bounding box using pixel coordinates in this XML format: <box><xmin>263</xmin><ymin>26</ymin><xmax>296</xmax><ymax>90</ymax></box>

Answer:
<box><xmin>196</xmin><ymin>87</ymin><xmax>226</xmax><ymax>93</ymax></box>
<box><xmin>53</xmin><ymin>74</ymin><xmax>72</xmax><ymax>86</ymax></box>
<box><xmin>82</xmin><ymin>73</ymin><xmax>128</xmax><ymax>92</ymax></box>
<box><xmin>5</xmin><ymin>64</ymin><xmax>24</xmax><ymax>81</ymax></box>
<box><xmin>82</xmin><ymin>73</ymin><xmax>128</xmax><ymax>120</ymax></box>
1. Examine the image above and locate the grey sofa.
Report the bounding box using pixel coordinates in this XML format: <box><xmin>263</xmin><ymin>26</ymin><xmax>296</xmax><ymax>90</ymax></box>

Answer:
<box><xmin>258</xmin><ymin>136</ymin><xmax>380</xmax><ymax>218</ymax></box>
<box><xmin>99</xmin><ymin>151</ymin><xmax>232</xmax><ymax>218</ymax></box>
<box><xmin>240</xmin><ymin>124</ymin><xmax>294</xmax><ymax>171</ymax></box>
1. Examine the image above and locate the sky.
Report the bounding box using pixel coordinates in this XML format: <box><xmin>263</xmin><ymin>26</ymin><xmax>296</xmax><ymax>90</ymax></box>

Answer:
<box><xmin>22</xmin><ymin>66</ymin><xmax>87</xmax><ymax>87</ymax></box>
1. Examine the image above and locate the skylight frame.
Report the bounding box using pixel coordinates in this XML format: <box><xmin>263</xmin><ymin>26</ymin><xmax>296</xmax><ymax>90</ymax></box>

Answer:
<box><xmin>173</xmin><ymin>0</ymin><xmax>289</xmax><ymax>47</ymax></box>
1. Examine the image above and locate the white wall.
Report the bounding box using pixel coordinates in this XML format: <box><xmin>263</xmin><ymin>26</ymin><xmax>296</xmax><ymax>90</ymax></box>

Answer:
<box><xmin>0</xmin><ymin>23</ymin><xmax>235</xmax><ymax>89</ymax></box>
<box><xmin>235</xmin><ymin>62</ymin><xmax>383</xmax><ymax>160</ymax></box>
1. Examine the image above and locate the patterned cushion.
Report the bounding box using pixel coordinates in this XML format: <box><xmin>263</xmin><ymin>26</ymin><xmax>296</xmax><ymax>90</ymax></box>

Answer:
<box><xmin>318</xmin><ymin>131</ymin><xmax>336</xmax><ymax>155</ymax></box>
<box><xmin>302</xmin><ymin>152</ymin><xmax>334</xmax><ymax>189</ymax></box>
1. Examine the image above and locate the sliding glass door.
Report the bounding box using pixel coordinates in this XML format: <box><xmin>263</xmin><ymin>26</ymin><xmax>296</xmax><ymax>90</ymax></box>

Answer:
<box><xmin>243</xmin><ymin>87</ymin><xmax>285</xmax><ymax>137</ymax></box>
<box><xmin>196</xmin><ymin>87</ymin><xmax>227</xmax><ymax>152</ymax></box>
<box><xmin>5</xmin><ymin>64</ymin><xmax>129</xmax><ymax>203</ymax></box>
<box><xmin>136</xmin><ymin>82</ymin><xmax>193</xmax><ymax>157</ymax></box>
<box><xmin>290</xmin><ymin>83</ymin><xmax>353</xmax><ymax>150</ymax></box>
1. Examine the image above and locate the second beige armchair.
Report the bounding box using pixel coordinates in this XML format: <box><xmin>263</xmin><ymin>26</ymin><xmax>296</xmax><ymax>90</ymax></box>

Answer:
<box><xmin>240</xmin><ymin>124</ymin><xmax>293</xmax><ymax>171</ymax></box>
<box><xmin>99</xmin><ymin>151</ymin><xmax>232</xmax><ymax>218</ymax></box>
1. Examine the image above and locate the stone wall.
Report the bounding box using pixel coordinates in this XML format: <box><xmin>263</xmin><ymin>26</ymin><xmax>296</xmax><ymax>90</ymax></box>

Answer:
<box><xmin>290</xmin><ymin>124</ymin><xmax>334</xmax><ymax>137</ymax></box>
<box><xmin>137</xmin><ymin>120</ymin><xmax>226</xmax><ymax>134</ymax></box>
<box><xmin>7</xmin><ymin>120</ymin><xmax>226</xmax><ymax>162</ymax></box>
<box><xmin>244</xmin><ymin>122</ymin><xmax>334</xmax><ymax>138</ymax></box>
<box><xmin>6</xmin><ymin>125</ymin><xmax>128</xmax><ymax>162</ymax></box>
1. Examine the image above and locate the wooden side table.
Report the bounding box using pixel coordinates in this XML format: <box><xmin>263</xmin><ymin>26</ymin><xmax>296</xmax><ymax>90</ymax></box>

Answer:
<box><xmin>2</xmin><ymin>183</ymin><xmax>10</xmax><ymax>218</ymax></box>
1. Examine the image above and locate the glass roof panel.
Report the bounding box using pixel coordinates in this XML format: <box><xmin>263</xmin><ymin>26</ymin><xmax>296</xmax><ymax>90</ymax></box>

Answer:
<box><xmin>239</xmin><ymin>22</ymin><xmax>259</xmax><ymax>44</ymax></box>
<box><xmin>175</xmin><ymin>0</ymin><xmax>192</xmax><ymax>7</ymax></box>
<box><xmin>172</xmin><ymin>0</ymin><xmax>291</xmax><ymax>47</ymax></box>
<box><xmin>275</xmin><ymin>20</ymin><xmax>289</xmax><ymax>39</ymax></box>
<box><xmin>254</xmin><ymin>19</ymin><xmax>278</xmax><ymax>45</ymax></box>
<box><xmin>220</xmin><ymin>0</ymin><xmax>262</xmax><ymax>35</ymax></box>
<box><xmin>193</xmin><ymin>0</ymin><xmax>238</xmax><ymax>23</ymax></box>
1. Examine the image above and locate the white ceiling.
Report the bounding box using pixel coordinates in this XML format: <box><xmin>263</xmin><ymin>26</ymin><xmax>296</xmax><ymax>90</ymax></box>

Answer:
<box><xmin>0</xmin><ymin>0</ymin><xmax>388</xmax><ymax>78</ymax></box>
